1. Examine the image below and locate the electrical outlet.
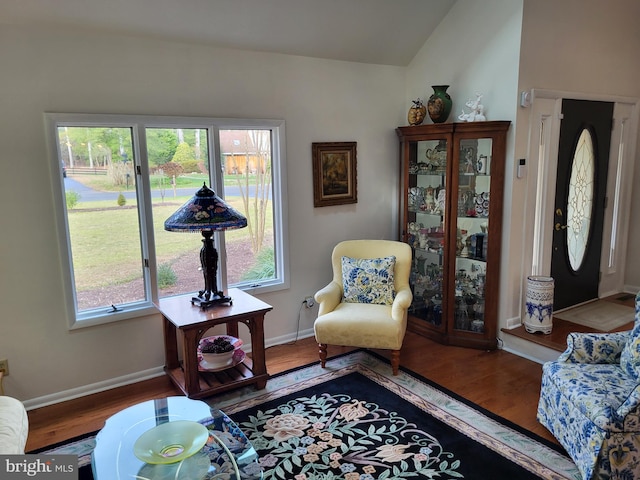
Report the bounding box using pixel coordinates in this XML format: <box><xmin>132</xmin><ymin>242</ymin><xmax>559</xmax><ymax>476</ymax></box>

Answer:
<box><xmin>304</xmin><ymin>296</ymin><xmax>315</xmax><ymax>308</ymax></box>
<box><xmin>0</xmin><ymin>359</ymin><xmax>9</xmax><ymax>376</ymax></box>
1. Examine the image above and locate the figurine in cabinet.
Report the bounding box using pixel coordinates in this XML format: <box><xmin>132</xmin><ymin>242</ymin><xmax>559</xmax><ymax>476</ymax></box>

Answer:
<box><xmin>436</xmin><ymin>188</ymin><xmax>446</xmax><ymax>214</ymax></box>
<box><xmin>418</xmin><ymin>229</ymin><xmax>428</xmax><ymax>249</ymax></box>
<box><xmin>464</xmin><ymin>148</ymin><xmax>476</xmax><ymax>173</ymax></box>
<box><xmin>424</xmin><ymin>187</ymin><xmax>435</xmax><ymax>212</ymax></box>
<box><xmin>477</xmin><ymin>154</ymin><xmax>488</xmax><ymax>174</ymax></box>
<box><xmin>407</xmin><ymin>222</ymin><xmax>420</xmax><ymax>248</ymax></box>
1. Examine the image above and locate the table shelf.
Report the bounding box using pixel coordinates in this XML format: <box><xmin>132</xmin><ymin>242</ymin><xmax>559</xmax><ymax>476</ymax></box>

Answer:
<box><xmin>157</xmin><ymin>288</ymin><xmax>272</xmax><ymax>398</ymax></box>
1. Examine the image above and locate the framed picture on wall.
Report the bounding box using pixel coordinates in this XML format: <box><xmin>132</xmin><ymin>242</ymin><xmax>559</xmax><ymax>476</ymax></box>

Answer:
<box><xmin>312</xmin><ymin>142</ymin><xmax>357</xmax><ymax>207</ymax></box>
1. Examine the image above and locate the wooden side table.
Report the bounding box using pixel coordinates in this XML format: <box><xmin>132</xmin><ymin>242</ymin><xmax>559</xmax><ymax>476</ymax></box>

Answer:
<box><xmin>157</xmin><ymin>288</ymin><xmax>272</xmax><ymax>399</ymax></box>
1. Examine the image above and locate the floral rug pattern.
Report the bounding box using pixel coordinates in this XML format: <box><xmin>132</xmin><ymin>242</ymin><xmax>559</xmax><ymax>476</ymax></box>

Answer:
<box><xmin>242</xmin><ymin>391</ymin><xmax>461</xmax><ymax>479</ymax></box>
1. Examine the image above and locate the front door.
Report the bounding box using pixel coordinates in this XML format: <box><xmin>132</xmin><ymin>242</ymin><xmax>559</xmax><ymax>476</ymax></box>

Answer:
<box><xmin>551</xmin><ymin>99</ymin><xmax>613</xmax><ymax>311</ymax></box>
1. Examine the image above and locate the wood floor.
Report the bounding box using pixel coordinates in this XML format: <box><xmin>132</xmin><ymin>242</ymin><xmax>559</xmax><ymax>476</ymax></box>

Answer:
<box><xmin>26</xmin><ymin>332</ymin><xmax>559</xmax><ymax>452</ymax></box>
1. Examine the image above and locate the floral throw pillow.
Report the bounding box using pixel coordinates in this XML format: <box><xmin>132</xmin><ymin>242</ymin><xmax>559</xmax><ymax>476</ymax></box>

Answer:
<box><xmin>341</xmin><ymin>256</ymin><xmax>396</xmax><ymax>305</ymax></box>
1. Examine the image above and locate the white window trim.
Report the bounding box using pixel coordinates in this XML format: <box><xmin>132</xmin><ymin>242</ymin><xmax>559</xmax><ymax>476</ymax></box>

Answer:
<box><xmin>45</xmin><ymin>113</ymin><xmax>289</xmax><ymax>329</ymax></box>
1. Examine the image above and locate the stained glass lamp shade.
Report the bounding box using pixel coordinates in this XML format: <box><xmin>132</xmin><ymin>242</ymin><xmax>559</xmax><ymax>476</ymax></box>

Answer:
<box><xmin>164</xmin><ymin>183</ymin><xmax>247</xmax><ymax>308</ymax></box>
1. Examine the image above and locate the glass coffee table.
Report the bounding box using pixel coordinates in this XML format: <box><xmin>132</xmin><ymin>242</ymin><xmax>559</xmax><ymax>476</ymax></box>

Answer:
<box><xmin>92</xmin><ymin>396</ymin><xmax>262</xmax><ymax>479</ymax></box>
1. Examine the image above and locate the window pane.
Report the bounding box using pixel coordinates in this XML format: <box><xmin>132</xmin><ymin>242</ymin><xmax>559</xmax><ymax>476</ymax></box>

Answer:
<box><xmin>567</xmin><ymin>128</ymin><xmax>595</xmax><ymax>271</ymax></box>
<box><xmin>58</xmin><ymin>126</ymin><xmax>145</xmax><ymax>312</ymax></box>
<box><xmin>220</xmin><ymin>129</ymin><xmax>276</xmax><ymax>286</ymax></box>
<box><xmin>146</xmin><ymin>127</ymin><xmax>212</xmax><ymax>298</ymax></box>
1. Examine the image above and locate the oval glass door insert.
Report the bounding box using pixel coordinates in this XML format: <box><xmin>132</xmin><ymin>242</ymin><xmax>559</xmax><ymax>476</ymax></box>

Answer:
<box><xmin>566</xmin><ymin>128</ymin><xmax>595</xmax><ymax>271</ymax></box>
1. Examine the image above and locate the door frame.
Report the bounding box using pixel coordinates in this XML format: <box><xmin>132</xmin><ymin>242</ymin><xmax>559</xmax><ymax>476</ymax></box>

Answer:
<box><xmin>524</xmin><ymin>89</ymin><xmax>639</xmax><ymax>310</ymax></box>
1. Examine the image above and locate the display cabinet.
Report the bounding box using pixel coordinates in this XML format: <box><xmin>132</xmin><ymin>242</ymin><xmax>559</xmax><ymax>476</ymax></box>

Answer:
<box><xmin>396</xmin><ymin>121</ymin><xmax>510</xmax><ymax>349</ymax></box>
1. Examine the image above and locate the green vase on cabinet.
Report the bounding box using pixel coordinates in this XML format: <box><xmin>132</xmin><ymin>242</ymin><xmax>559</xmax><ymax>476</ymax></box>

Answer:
<box><xmin>427</xmin><ymin>85</ymin><xmax>452</xmax><ymax>124</ymax></box>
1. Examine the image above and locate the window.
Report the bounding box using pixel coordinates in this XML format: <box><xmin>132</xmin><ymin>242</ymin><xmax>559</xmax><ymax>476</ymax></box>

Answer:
<box><xmin>567</xmin><ymin>128</ymin><xmax>595</xmax><ymax>271</ymax></box>
<box><xmin>46</xmin><ymin>114</ymin><xmax>288</xmax><ymax>327</ymax></box>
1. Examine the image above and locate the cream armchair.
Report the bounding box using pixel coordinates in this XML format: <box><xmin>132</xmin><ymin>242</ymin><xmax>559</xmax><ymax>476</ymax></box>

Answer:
<box><xmin>314</xmin><ymin>240</ymin><xmax>413</xmax><ymax>375</ymax></box>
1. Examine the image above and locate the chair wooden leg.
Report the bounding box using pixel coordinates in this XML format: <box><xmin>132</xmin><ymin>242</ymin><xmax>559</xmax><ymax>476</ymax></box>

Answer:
<box><xmin>391</xmin><ymin>350</ymin><xmax>400</xmax><ymax>376</ymax></box>
<box><xmin>319</xmin><ymin>343</ymin><xmax>328</xmax><ymax>368</ymax></box>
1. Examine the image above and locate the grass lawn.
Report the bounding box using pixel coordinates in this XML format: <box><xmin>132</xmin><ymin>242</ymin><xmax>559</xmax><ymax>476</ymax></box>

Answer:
<box><xmin>68</xmin><ymin>195</ymin><xmax>271</xmax><ymax>290</ymax></box>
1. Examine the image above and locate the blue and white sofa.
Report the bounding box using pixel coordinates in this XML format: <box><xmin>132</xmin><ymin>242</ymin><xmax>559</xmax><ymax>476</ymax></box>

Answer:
<box><xmin>537</xmin><ymin>293</ymin><xmax>640</xmax><ymax>480</ymax></box>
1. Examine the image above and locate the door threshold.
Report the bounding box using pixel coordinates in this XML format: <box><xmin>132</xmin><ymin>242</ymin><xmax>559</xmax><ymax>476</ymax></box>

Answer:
<box><xmin>553</xmin><ymin>298</ymin><xmax>598</xmax><ymax>315</ymax></box>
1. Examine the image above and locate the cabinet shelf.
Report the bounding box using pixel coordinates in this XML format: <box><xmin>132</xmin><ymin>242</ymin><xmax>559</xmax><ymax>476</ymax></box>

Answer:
<box><xmin>397</xmin><ymin>121</ymin><xmax>510</xmax><ymax>349</ymax></box>
<box><xmin>459</xmin><ymin>172</ymin><xmax>491</xmax><ymax>178</ymax></box>
<box><xmin>411</xmin><ymin>210</ymin><xmax>445</xmax><ymax>218</ymax></box>
<box><xmin>411</xmin><ymin>170</ymin><xmax>447</xmax><ymax>176</ymax></box>
<box><xmin>456</xmin><ymin>255</ymin><xmax>486</xmax><ymax>263</ymax></box>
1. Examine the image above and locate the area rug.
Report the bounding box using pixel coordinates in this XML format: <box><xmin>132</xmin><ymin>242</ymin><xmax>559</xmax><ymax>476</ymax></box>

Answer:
<box><xmin>34</xmin><ymin>350</ymin><xmax>579</xmax><ymax>479</ymax></box>
<box><xmin>553</xmin><ymin>300</ymin><xmax>634</xmax><ymax>331</ymax></box>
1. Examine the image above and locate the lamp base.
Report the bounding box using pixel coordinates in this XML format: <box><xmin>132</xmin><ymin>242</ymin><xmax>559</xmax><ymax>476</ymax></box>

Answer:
<box><xmin>191</xmin><ymin>292</ymin><xmax>233</xmax><ymax>309</ymax></box>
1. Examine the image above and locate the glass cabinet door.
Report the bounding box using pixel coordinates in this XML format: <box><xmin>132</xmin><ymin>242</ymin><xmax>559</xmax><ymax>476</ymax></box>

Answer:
<box><xmin>453</xmin><ymin>137</ymin><xmax>492</xmax><ymax>334</ymax></box>
<box><xmin>406</xmin><ymin>138</ymin><xmax>447</xmax><ymax>329</ymax></box>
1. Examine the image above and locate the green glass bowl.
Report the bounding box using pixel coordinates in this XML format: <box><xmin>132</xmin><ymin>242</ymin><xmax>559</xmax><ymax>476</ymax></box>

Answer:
<box><xmin>133</xmin><ymin>420</ymin><xmax>209</xmax><ymax>464</ymax></box>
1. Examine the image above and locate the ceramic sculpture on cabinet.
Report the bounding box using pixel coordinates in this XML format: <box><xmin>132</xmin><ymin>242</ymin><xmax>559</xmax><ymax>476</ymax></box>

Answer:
<box><xmin>408</xmin><ymin>98</ymin><xmax>427</xmax><ymax>126</ymax></box>
<box><xmin>458</xmin><ymin>93</ymin><xmax>486</xmax><ymax>122</ymax></box>
<box><xmin>427</xmin><ymin>86</ymin><xmax>453</xmax><ymax>123</ymax></box>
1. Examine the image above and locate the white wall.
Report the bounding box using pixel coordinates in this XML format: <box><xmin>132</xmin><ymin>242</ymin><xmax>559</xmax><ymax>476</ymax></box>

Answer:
<box><xmin>0</xmin><ymin>25</ymin><xmax>405</xmax><ymax>403</ymax></box>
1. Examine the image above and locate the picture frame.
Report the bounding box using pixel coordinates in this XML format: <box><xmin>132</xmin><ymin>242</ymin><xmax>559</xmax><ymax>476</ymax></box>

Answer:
<box><xmin>312</xmin><ymin>142</ymin><xmax>357</xmax><ymax>207</ymax></box>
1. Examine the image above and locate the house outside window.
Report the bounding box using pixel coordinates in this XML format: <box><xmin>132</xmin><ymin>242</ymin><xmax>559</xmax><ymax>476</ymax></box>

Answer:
<box><xmin>46</xmin><ymin>114</ymin><xmax>288</xmax><ymax>328</ymax></box>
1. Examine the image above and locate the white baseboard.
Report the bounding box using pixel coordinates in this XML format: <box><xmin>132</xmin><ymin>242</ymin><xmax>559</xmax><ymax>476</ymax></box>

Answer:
<box><xmin>24</xmin><ymin>328</ymin><xmax>318</xmax><ymax>411</ymax></box>
<box><xmin>504</xmin><ymin>315</ymin><xmax>522</xmax><ymax>329</ymax></box>
<box><xmin>23</xmin><ymin>367</ymin><xmax>165</xmax><ymax>411</ymax></box>
<box><xmin>500</xmin><ymin>334</ymin><xmax>561</xmax><ymax>365</ymax></box>
<box><xmin>264</xmin><ymin>328</ymin><xmax>315</xmax><ymax>348</ymax></box>
<box><xmin>599</xmin><ymin>288</ymin><xmax>619</xmax><ymax>299</ymax></box>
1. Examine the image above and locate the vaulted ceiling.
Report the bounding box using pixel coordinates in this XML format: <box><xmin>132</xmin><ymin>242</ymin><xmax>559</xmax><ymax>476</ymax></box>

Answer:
<box><xmin>0</xmin><ymin>0</ymin><xmax>456</xmax><ymax>66</ymax></box>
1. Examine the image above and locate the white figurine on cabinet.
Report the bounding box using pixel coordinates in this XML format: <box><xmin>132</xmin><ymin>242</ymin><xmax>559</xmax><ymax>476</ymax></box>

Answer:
<box><xmin>458</xmin><ymin>94</ymin><xmax>486</xmax><ymax>122</ymax></box>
